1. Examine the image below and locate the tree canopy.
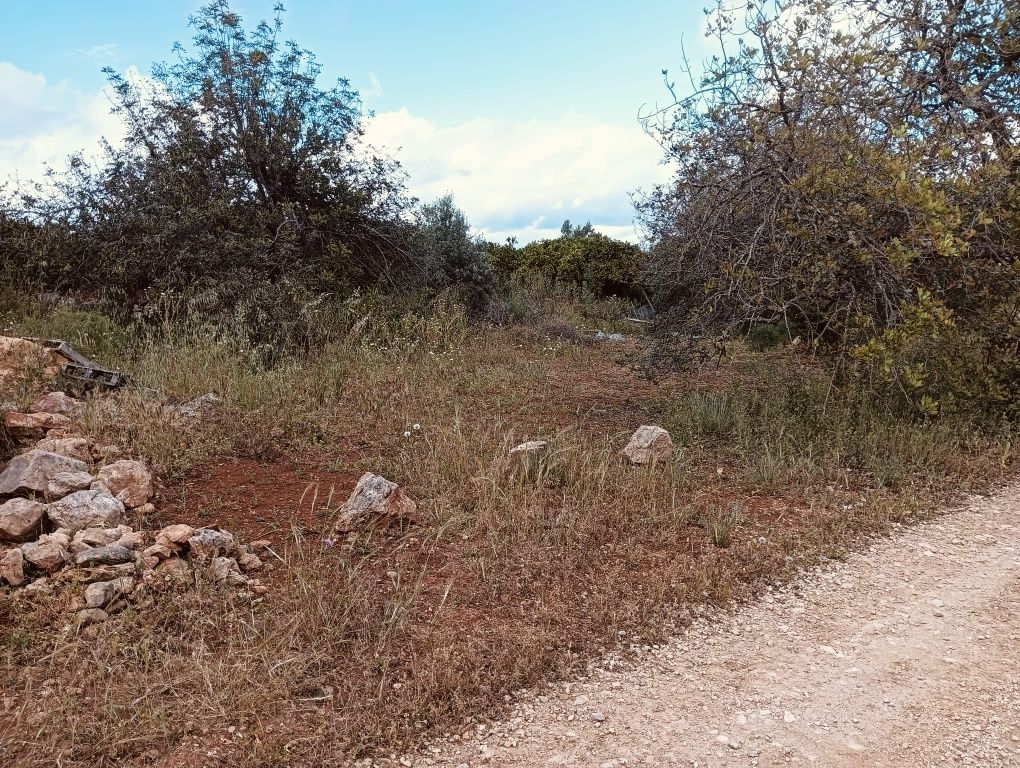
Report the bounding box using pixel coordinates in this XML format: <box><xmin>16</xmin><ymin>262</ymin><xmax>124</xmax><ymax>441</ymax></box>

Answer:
<box><xmin>5</xmin><ymin>0</ymin><xmax>417</xmax><ymax>302</ymax></box>
<box><xmin>640</xmin><ymin>0</ymin><xmax>1019</xmax><ymax>415</ymax></box>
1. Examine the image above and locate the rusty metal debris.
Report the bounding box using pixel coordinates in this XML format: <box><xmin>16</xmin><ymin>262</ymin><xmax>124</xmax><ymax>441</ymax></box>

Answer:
<box><xmin>21</xmin><ymin>338</ymin><xmax>129</xmax><ymax>389</ymax></box>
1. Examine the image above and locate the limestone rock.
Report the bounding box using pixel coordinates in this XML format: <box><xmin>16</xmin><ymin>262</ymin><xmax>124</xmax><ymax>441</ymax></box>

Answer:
<box><xmin>47</xmin><ymin>470</ymin><xmax>95</xmax><ymax>499</ymax></box>
<box><xmin>97</xmin><ymin>460</ymin><xmax>152</xmax><ymax>510</ymax></box>
<box><xmin>115</xmin><ymin>529</ymin><xmax>145</xmax><ymax>550</ymax></box>
<box><xmin>4</xmin><ymin>411</ymin><xmax>72</xmax><ymax>442</ymax></box>
<box><xmin>238</xmin><ymin>552</ymin><xmax>263</xmax><ymax>572</ymax></box>
<box><xmin>90</xmin><ymin>445</ymin><xmax>123</xmax><ymax>464</ymax></box>
<box><xmin>186</xmin><ymin>528</ymin><xmax>237</xmax><ymax>561</ymax></box>
<box><xmin>510</xmin><ymin>440</ymin><xmax>549</xmax><ymax>457</ymax></box>
<box><xmin>75</xmin><ymin>608</ymin><xmax>109</xmax><ymax>627</ymax></box>
<box><xmin>0</xmin><ymin>336</ymin><xmax>62</xmax><ymax>390</ymax></box>
<box><xmin>34</xmin><ymin>437</ymin><xmax>91</xmax><ymax>462</ymax></box>
<box><xmin>0</xmin><ymin>547</ymin><xmax>26</xmax><ymax>586</ymax></box>
<box><xmin>0</xmin><ymin>498</ymin><xmax>46</xmax><ymax>542</ymax></box>
<box><xmin>71</xmin><ymin>526</ymin><xmax>123</xmax><ymax>553</ymax></box>
<box><xmin>77</xmin><ymin>562</ymin><xmax>136</xmax><ymax>583</ymax></box>
<box><xmin>175</xmin><ymin>392</ymin><xmax>223</xmax><ymax>418</ymax></box>
<box><xmin>23</xmin><ymin>576</ymin><xmax>53</xmax><ymax>596</ymax></box>
<box><xmin>157</xmin><ymin>523</ymin><xmax>194</xmax><ymax>545</ymax></box>
<box><xmin>84</xmin><ymin>576</ymin><xmax>135</xmax><ymax>609</ymax></box>
<box><xmin>142</xmin><ymin>542</ymin><xmax>174</xmax><ymax>568</ymax></box>
<box><xmin>143</xmin><ymin>557</ymin><xmax>193</xmax><ymax>591</ymax></box>
<box><xmin>28</xmin><ymin>391</ymin><xmax>85</xmax><ymax>418</ymax></box>
<box><xmin>46</xmin><ymin>490</ymin><xmax>125</xmax><ymax>533</ymax></box>
<box><xmin>22</xmin><ymin>536</ymin><xmax>69</xmax><ymax>572</ymax></box>
<box><xmin>75</xmin><ymin>544</ymin><xmax>134</xmax><ymax>567</ymax></box>
<box><xmin>0</xmin><ymin>450</ymin><xmax>89</xmax><ymax>497</ymax></box>
<box><xmin>206</xmin><ymin>555</ymin><xmax>244</xmax><ymax>584</ymax></box>
<box><xmin>332</xmin><ymin>473</ymin><xmax>417</xmax><ymax>534</ymax></box>
<box><xmin>622</xmin><ymin>425</ymin><xmax>674</xmax><ymax>465</ymax></box>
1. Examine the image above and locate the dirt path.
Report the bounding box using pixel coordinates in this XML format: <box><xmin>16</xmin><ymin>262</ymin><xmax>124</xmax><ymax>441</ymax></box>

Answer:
<box><xmin>406</xmin><ymin>484</ymin><xmax>1020</xmax><ymax>768</ymax></box>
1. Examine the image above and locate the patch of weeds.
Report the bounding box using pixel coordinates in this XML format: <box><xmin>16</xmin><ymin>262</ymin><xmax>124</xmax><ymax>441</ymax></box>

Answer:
<box><xmin>684</xmin><ymin>391</ymin><xmax>740</xmax><ymax>439</ymax></box>
<box><xmin>5</xmin><ymin>630</ymin><xmax>33</xmax><ymax>650</ymax></box>
<box><xmin>703</xmin><ymin>502</ymin><xmax>746</xmax><ymax>548</ymax></box>
<box><xmin>871</xmin><ymin>460</ymin><xmax>905</xmax><ymax>489</ymax></box>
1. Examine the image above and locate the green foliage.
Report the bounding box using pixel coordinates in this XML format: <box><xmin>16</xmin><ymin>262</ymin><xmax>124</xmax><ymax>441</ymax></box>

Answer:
<box><xmin>702</xmin><ymin>503</ymin><xmax>744</xmax><ymax>548</ymax></box>
<box><xmin>746</xmin><ymin>324</ymin><xmax>790</xmax><ymax>352</ymax></box>
<box><xmin>640</xmin><ymin>0</ymin><xmax>1020</xmax><ymax>419</ymax></box>
<box><xmin>486</xmin><ymin>221</ymin><xmax>644</xmax><ymax>297</ymax></box>
<box><xmin>4</xmin><ymin>1</ymin><xmax>416</xmax><ymax>308</ymax></box>
<box><xmin>413</xmin><ymin>195</ymin><xmax>493</xmax><ymax>311</ymax></box>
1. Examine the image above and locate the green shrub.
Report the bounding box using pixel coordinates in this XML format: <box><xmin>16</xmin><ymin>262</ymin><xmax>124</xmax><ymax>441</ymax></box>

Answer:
<box><xmin>486</xmin><ymin>223</ymin><xmax>644</xmax><ymax>298</ymax></box>
<box><xmin>746</xmin><ymin>324</ymin><xmax>789</xmax><ymax>352</ymax></box>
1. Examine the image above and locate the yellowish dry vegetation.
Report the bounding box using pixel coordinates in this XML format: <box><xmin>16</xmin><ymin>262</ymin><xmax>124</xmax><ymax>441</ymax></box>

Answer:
<box><xmin>1</xmin><ymin>298</ymin><xmax>1015</xmax><ymax>766</ymax></box>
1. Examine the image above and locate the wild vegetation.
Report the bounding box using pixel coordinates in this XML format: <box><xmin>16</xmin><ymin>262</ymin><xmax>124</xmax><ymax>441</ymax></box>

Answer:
<box><xmin>639</xmin><ymin>0</ymin><xmax>1019</xmax><ymax>419</ymax></box>
<box><xmin>1</xmin><ymin>0</ymin><xmax>1018</xmax><ymax>766</ymax></box>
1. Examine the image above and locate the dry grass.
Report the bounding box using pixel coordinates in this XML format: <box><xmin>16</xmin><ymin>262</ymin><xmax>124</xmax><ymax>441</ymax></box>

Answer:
<box><xmin>1</xmin><ymin>300</ymin><xmax>1016</xmax><ymax>766</ymax></box>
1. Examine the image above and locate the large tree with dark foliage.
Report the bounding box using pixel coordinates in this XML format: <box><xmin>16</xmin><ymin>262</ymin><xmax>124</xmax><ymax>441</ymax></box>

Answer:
<box><xmin>7</xmin><ymin>1</ymin><xmax>416</xmax><ymax>304</ymax></box>
<box><xmin>640</xmin><ymin>0</ymin><xmax>1019</xmax><ymax>415</ymax></box>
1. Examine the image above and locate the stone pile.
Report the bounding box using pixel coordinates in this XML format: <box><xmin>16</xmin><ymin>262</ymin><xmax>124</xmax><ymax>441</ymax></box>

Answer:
<box><xmin>1</xmin><ymin>389</ymin><xmax>268</xmax><ymax>626</ymax></box>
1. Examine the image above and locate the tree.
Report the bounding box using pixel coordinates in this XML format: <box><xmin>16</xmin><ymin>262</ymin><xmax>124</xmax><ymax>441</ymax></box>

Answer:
<box><xmin>413</xmin><ymin>195</ymin><xmax>492</xmax><ymax>309</ymax></box>
<box><xmin>639</xmin><ymin>0</ymin><xmax>1019</xmax><ymax>414</ymax></box>
<box><xmin>12</xmin><ymin>0</ymin><xmax>415</xmax><ymax>301</ymax></box>
<box><xmin>486</xmin><ymin>227</ymin><xmax>644</xmax><ymax>298</ymax></box>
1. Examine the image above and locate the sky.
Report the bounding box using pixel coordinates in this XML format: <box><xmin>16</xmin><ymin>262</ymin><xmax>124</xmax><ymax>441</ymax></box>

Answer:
<box><xmin>0</xmin><ymin>1</ymin><xmax>715</xmax><ymax>243</ymax></box>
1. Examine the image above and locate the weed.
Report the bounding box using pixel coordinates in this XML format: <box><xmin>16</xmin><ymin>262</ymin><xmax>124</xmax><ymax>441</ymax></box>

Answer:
<box><xmin>703</xmin><ymin>502</ymin><xmax>746</xmax><ymax>547</ymax></box>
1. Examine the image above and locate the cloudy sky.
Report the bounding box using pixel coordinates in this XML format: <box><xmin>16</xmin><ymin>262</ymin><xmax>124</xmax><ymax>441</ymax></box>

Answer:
<box><xmin>0</xmin><ymin>1</ymin><xmax>713</xmax><ymax>243</ymax></box>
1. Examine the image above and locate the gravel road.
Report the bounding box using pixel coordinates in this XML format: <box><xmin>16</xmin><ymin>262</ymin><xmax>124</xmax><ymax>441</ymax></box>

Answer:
<box><xmin>401</xmin><ymin>483</ymin><xmax>1020</xmax><ymax>768</ymax></box>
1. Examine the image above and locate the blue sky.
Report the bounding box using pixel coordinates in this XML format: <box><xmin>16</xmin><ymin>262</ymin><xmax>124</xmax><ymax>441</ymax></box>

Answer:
<box><xmin>0</xmin><ymin>1</ymin><xmax>713</xmax><ymax>242</ymax></box>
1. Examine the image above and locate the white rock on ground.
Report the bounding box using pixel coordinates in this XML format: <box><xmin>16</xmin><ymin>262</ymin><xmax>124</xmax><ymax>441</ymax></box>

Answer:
<box><xmin>46</xmin><ymin>489</ymin><xmax>125</xmax><ymax>533</ymax></box>
<box><xmin>332</xmin><ymin>472</ymin><xmax>417</xmax><ymax>534</ymax></box>
<box><xmin>0</xmin><ymin>450</ymin><xmax>89</xmax><ymax>496</ymax></box>
<box><xmin>0</xmin><ymin>498</ymin><xmax>47</xmax><ymax>542</ymax></box>
<box><xmin>96</xmin><ymin>460</ymin><xmax>153</xmax><ymax>509</ymax></box>
<box><xmin>187</xmin><ymin>528</ymin><xmax>237</xmax><ymax>561</ymax></box>
<box><xmin>0</xmin><ymin>336</ymin><xmax>62</xmax><ymax>390</ymax></box>
<box><xmin>84</xmin><ymin>576</ymin><xmax>135</xmax><ymax>609</ymax></box>
<box><xmin>509</xmin><ymin>440</ymin><xmax>549</xmax><ymax>457</ymax></box>
<box><xmin>74</xmin><ymin>544</ymin><xmax>135</xmax><ymax>567</ymax></box>
<box><xmin>622</xmin><ymin>425</ymin><xmax>674</xmax><ymax>465</ymax></box>
<box><xmin>156</xmin><ymin>523</ymin><xmax>194</xmax><ymax>545</ymax></box>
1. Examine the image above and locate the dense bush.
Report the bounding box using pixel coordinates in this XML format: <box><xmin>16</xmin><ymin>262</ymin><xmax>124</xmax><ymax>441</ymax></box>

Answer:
<box><xmin>639</xmin><ymin>0</ymin><xmax>1019</xmax><ymax>418</ymax></box>
<box><xmin>487</xmin><ymin>220</ymin><xmax>644</xmax><ymax>298</ymax></box>
<box><xmin>3</xmin><ymin>1</ymin><xmax>416</xmax><ymax>308</ymax></box>
<box><xmin>412</xmin><ymin>195</ymin><xmax>493</xmax><ymax>311</ymax></box>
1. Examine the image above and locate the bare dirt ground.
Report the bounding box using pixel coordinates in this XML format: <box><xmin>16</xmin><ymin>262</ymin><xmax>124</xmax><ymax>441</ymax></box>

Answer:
<box><xmin>407</xmin><ymin>483</ymin><xmax>1020</xmax><ymax>768</ymax></box>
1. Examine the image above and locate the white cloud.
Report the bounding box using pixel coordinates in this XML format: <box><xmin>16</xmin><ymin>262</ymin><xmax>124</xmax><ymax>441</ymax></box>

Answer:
<box><xmin>70</xmin><ymin>44</ymin><xmax>121</xmax><ymax>63</ymax></box>
<box><xmin>0</xmin><ymin>61</ymin><xmax>673</xmax><ymax>245</ymax></box>
<box><xmin>0</xmin><ymin>62</ymin><xmax>123</xmax><ymax>186</ymax></box>
<box><xmin>363</xmin><ymin>108</ymin><xmax>671</xmax><ymax>243</ymax></box>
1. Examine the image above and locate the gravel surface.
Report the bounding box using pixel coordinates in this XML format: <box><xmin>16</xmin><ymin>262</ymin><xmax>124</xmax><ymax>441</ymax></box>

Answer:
<box><xmin>394</xmin><ymin>483</ymin><xmax>1020</xmax><ymax>767</ymax></box>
